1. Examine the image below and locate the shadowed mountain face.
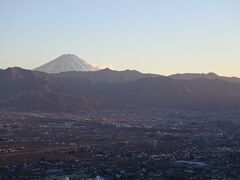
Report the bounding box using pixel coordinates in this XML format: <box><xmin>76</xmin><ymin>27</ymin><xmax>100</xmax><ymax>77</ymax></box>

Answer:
<box><xmin>1</xmin><ymin>67</ymin><xmax>240</xmax><ymax>112</ymax></box>
<box><xmin>0</xmin><ymin>67</ymin><xmax>96</xmax><ymax>112</ymax></box>
<box><xmin>55</xmin><ymin>68</ymin><xmax>159</xmax><ymax>83</ymax></box>
<box><xmin>34</xmin><ymin>54</ymin><xmax>99</xmax><ymax>73</ymax></box>
<box><xmin>0</xmin><ymin>67</ymin><xmax>56</xmax><ymax>99</ymax></box>
<box><xmin>169</xmin><ymin>73</ymin><xmax>240</xmax><ymax>83</ymax></box>
<box><xmin>65</xmin><ymin>76</ymin><xmax>240</xmax><ymax>110</ymax></box>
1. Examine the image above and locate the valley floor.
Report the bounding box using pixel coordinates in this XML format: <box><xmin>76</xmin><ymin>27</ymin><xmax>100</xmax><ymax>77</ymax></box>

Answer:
<box><xmin>0</xmin><ymin>108</ymin><xmax>240</xmax><ymax>179</ymax></box>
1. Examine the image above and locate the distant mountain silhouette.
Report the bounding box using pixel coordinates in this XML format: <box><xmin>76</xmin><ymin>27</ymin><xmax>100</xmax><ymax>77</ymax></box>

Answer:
<box><xmin>1</xmin><ymin>67</ymin><xmax>240</xmax><ymax>112</ymax></box>
<box><xmin>35</xmin><ymin>54</ymin><xmax>99</xmax><ymax>73</ymax></box>
<box><xmin>169</xmin><ymin>73</ymin><xmax>240</xmax><ymax>83</ymax></box>
<box><xmin>55</xmin><ymin>68</ymin><xmax>159</xmax><ymax>83</ymax></box>
<box><xmin>0</xmin><ymin>67</ymin><xmax>96</xmax><ymax>112</ymax></box>
<box><xmin>66</xmin><ymin>76</ymin><xmax>240</xmax><ymax>110</ymax></box>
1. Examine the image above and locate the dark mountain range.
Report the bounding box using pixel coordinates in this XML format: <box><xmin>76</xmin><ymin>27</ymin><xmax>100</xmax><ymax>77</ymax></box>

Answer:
<box><xmin>169</xmin><ymin>73</ymin><xmax>240</xmax><ymax>83</ymax></box>
<box><xmin>0</xmin><ymin>67</ymin><xmax>96</xmax><ymax>112</ymax></box>
<box><xmin>65</xmin><ymin>76</ymin><xmax>240</xmax><ymax>110</ymax></box>
<box><xmin>1</xmin><ymin>67</ymin><xmax>240</xmax><ymax>112</ymax></box>
<box><xmin>54</xmin><ymin>68</ymin><xmax>159</xmax><ymax>83</ymax></box>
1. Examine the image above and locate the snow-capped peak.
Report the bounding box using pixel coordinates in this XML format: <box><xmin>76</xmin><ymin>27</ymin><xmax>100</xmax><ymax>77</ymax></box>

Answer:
<box><xmin>34</xmin><ymin>54</ymin><xmax>99</xmax><ymax>73</ymax></box>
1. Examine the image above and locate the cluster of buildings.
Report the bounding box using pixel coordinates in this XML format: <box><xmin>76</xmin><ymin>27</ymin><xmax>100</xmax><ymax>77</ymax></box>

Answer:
<box><xmin>0</xmin><ymin>109</ymin><xmax>240</xmax><ymax>179</ymax></box>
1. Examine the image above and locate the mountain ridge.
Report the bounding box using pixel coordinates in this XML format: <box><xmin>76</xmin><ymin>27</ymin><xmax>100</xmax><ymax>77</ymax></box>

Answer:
<box><xmin>1</xmin><ymin>67</ymin><xmax>240</xmax><ymax>112</ymax></box>
<box><xmin>169</xmin><ymin>72</ymin><xmax>240</xmax><ymax>83</ymax></box>
<box><xmin>0</xmin><ymin>67</ymin><xmax>97</xmax><ymax>112</ymax></box>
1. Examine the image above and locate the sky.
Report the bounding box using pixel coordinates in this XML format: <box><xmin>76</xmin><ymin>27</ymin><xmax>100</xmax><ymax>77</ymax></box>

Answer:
<box><xmin>0</xmin><ymin>0</ymin><xmax>240</xmax><ymax>76</ymax></box>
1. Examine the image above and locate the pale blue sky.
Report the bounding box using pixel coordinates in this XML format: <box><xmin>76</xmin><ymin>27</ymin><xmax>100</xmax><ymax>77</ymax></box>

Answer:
<box><xmin>1</xmin><ymin>0</ymin><xmax>240</xmax><ymax>76</ymax></box>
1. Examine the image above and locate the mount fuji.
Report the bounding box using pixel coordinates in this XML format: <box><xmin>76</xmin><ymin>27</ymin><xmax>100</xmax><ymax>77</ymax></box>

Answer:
<box><xmin>34</xmin><ymin>54</ymin><xmax>99</xmax><ymax>73</ymax></box>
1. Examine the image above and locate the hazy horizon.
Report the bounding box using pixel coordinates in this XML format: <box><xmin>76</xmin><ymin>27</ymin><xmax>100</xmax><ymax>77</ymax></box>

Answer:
<box><xmin>1</xmin><ymin>0</ymin><xmax>240</xmax><ymax>76</ymax></box>
<box><xmin>1</xmin><ymin>53</ymin><xmax>240</xmax><ymax>78</ymax></box>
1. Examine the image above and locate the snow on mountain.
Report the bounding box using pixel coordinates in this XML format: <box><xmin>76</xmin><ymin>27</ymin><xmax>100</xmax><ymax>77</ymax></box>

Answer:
<box><xmin>34</xmin><ymin>54</ymin><xmax>99</xmax><ymax>73</ymax></box>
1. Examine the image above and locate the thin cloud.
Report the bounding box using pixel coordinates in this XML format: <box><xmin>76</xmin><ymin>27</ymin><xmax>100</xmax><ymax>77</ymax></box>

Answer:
<box><xmin>93</xmin><ymin>64</ymin><xmax>113</xmax><ymax>70</ymax></box>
